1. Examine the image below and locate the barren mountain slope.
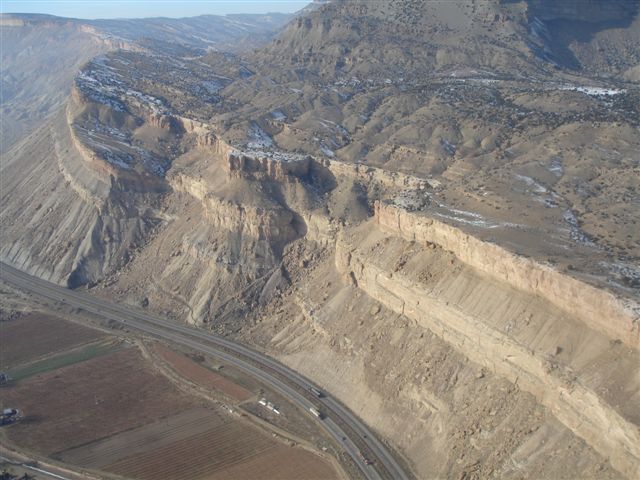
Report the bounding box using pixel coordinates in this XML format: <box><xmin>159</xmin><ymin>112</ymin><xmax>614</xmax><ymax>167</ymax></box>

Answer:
<box><xmin>0</xmin><ymin>12</ymin><xmax>292</xmax><ymax>152</ymax></box>
<box><xmin>0</xmin><ymin>109</ymin><xmax>162</xmax><ymax>285</ymax></box>
<box><xmin>0</xmin><ymin>17</ymin><xmax>109</xmax><ymax>152</ymax></box>
<box><xmin>212</xmin><ymin>0</ymin><xmax>640</xmax><ymax>292</ymax></box>
<box><xmin>1</xmin><ymin>2</ymin><xmax>639</xmax><ymax>479</ymax></box>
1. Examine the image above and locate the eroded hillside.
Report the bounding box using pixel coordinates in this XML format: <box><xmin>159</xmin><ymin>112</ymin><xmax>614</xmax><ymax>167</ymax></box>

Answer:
<box><xmin>1</xmin><ymin>1</ymin><xmax>639</xmax><ymax>479</ymax></box>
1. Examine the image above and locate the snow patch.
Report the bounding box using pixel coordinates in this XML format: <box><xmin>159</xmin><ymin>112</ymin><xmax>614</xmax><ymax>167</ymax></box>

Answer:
<box><xmin>243</xmin><ymin>149</ymin><xmax>308</xmax><ymax>164</ymax></box>
<box><xmin>563</xmin><ymin>209</ymin><xmax>595</xmax><ymax>246</ymax></box>
<box><xmin>201</xmin><ymin>80</ymin><xmax>223</xmax><ymax>94</ymax></box>
<box><xmin>549</xmin><ymin>157</ymin><xmax>564</xmax><ymax>177</ymax></box>
<box><xmin>271</xmin><ymin>110</ymin><xmax>286</xmax><ymax>121</ymax></box>
<box><xmin>320</xmin><ymin>144</ymin><xmax>335</xmax><ymax>158</ymax></box>
<box><xmin>514</xmin><ymin>174</ymin><xmax>548</xmax><ymax>194</ymax></box>
<box><xmin>247</xmin><ymin>122</ymin><xmax>273</xmax><ymax>149</ymax></box>
<box><xmin>441</xmin><ymin>139</ymin><xmax>457</xmax><ymax>156</ymax></box>
<box><xmin>559</xmin><ymin>85</ymin><xmax>626</xmax><ymax>97</ymax></box>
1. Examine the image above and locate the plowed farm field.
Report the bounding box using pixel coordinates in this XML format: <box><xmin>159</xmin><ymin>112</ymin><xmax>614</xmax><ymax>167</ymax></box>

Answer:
<box><xmin>59</xmin><ymin>404</ymin><xmax>340</xmax><ymax>479</ymax></box>
<box><xmin>1</xmin><ymin>348</ymin><xmax>196</xmax><ymax>455</ymax></box>
<box><xmin>1</xmin><ymin>317</ymin><xmax>340</xmax><ymax>480</ymax></box>
<box><xmin>103</xmin><ymin>414</ymin><xmax>339</xmax><ymax>480</ymax></box>
<box><xmin>153</xmin><ymin>344</ymin><xmax>253</xmax><ymax>401</ymax></box>
<box><xmin>0</xmin><ymin>312</ymin><xmax>105</xmax><ymax>368</ymax></box>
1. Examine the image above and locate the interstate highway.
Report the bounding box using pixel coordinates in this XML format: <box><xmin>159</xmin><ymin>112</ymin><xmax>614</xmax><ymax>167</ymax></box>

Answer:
<box><xmin>0</xmin><ymin>262</ymin><xmax>411</xmax><ymax>480</ymax></box>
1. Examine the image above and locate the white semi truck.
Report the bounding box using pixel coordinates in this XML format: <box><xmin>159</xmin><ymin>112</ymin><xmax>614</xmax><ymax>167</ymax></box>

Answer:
<box><xmin>309</xmin><ymin>406</ymin><xmax>323</xmax><ymax>419</ymax></box>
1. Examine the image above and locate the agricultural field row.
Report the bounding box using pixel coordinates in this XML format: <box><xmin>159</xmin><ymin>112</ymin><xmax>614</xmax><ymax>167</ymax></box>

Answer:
<box><xmin>153</xmin><ymin>343</ymin><xmax>253</xmax><ymax>402</ymax></box>
<box><xmin>0</xmin><ymin>312</ymin><xmax>106</xmax><ymax>369</ymax></box>
<box><xmin>0</xmin><ymin>310</ymin><xmax>340</xmax><ymax>479</ymax></box>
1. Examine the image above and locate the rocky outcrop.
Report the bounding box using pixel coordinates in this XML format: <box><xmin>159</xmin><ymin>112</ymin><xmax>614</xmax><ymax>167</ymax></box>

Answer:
<box><xmin>301</xmin><ymin>212</ymin><xmax>338</xmax><ymax>246</ymax></box>
<box><xmin>374</xmin><ymin>201</ymin><xmax>640</xmax><ymax>348</ymax></box>
<box><xmin>225</xmin><ymin>152</ymin><xmax>313</xmax><ymax>182</ymax></box>
<box><xmin>202</xmin><ymin>197</ymin><xmax>298</xmax><ymax>246</ymax></box>
<box><xmin>0</xmin><ymin>112</ymin><xmax>156</xmax><ymax>288</ymax></box>
<box><xmin>335</xmin><ymin>228</ymin><xmax>640</xmax><ymax>479</ymax></box>
<box><xmin>54</xmin><ymin>125</ymin><xmax>107</xmax><ymax>213</ymax></box>
<box><xmin>322</xmin><ymin>159</ymin><xmax>439</xmax><ymax>191</ymax></box>
<box><xmin>220</xmin><ymin>145</ymin><xmax>439</xmax><ymax>193</ymax></box>
<box><xmin>168</xmin><ymin>173</ymin><xmax>300</xmax><ymax>248</ymax></box>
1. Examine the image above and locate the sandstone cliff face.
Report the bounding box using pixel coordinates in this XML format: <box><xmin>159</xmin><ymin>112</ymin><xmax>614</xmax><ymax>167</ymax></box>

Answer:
<box><xmin>225</xmin><ymin>153</ymin><xmax>313</xmax><ymax>182</ymax></box>
<box><xmin>242</xmin><ymin>218</ymin><xmax>638</xmax><ymax>479</ymax></box>
<box><xmin>0</xmin><ymin>111</ymin><xmax>159</xmax><ymax>288</ymax></box>
<box><xmin>334</xmin><ymin>226</ymin><xmax>640</xmax><ymax>478</ymax></box>
<box><xmin>155</xmin><ymin>131</ymin><xmax>640</xmax><ymax>477</ymax></box>
<box><xmin>169</xmin><ymin>172</ymin><xmax>300</xmax><ymax>249</ymax></box>
<box><xmin>374</xmin><ymin>201</ymin><xmax>639</xmax><ymax>347</ymax></box>
<box><xmin>222</xmin><ymin>145</ymin><xmax>438</xmax><ymax>193</ymax></box>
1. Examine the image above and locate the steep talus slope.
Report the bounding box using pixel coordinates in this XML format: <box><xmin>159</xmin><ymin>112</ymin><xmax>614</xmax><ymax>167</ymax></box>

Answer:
<box><xmin>0</xmin><ymin>109</ymin><xmax>159</xmax><ymax>286</ymax></box>
<box><xmin>0</xmin><ymin>18</ymin><xmax>113</xmax><ymax>153</ymax></box>
<box><xmin>240</xmin><ymin>214</ymin><xmax>638</xmax><ymax>478</ymax></box>
<box><xmin>335</xmin><ymin>215</ymin><xmax>639</xmax><ymax>476</ymax></box>
<box><xmin>1</xmin><ymin>2</ymin><xmax>639</xmax><ymax>479</ymax></box>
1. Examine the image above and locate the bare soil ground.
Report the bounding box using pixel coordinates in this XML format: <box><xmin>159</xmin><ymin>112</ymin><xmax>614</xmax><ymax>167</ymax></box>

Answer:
<box><xmin>153</xmin><ymin>343</ymin><xmax>253</xmax><ymax>402</ymax></box>
<box><xmin>58</xmin><ymin>407</ymin><xmax>227</xmax><ymax>468</ymax></box>
<box><xmin>60</xmin><ymin>405</ymin><xmax>340</xmax><ymax>479</ymax></box>
<box><xmin>207</xmin><ymin>444</ymin><xmax>340</xmax><ymax>480</ymax></box>
<box><xmin>103</xmin><ymin>415</ymin><xmax>339</xmax><ymax>480</ymax></box>
<box><xmin>0</xmin><ymin>347</ymin><xmax>196</xmax><ymax>455</ymax></box>
<box><xmin>6</xmin><ymin>338</ymin><xmax>123</xmax><ymax>382</ymax></box>
<box><xmin>0</xmin><ymin>312</ymin><xmax>105</xmax><ymax>369</ymax></box>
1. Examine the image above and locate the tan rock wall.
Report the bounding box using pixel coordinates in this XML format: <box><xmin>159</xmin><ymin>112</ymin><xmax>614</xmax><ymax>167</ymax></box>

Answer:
<box><xmin>335</xmin><ymin>234</ymin><xmax>640</xmax><ymax>479</ymax></box>
<box><xmin>322</xmin><ymin>158</ymin><xmax>439</xmax><ymax>190</ymax></box>
<box><xmin>168</xmin><ymin>173</ymin><xmax>298</xmax><ymax>245</ymax></box>
<box><xmin>374</xmin><ymin>201</ymin><xmax>640</xmax><ymax>348</ymax></box>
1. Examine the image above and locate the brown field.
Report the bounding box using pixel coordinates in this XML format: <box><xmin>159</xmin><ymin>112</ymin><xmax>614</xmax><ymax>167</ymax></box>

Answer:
<box><xmin>59</xmin><ymin>401</ymin><xmax>340</xmax><ymax>480</ymax></box>
<box><xmin>154</xmin><ymin>343</ymin><xmax>253</xmax><ymax>402</ymax></box>
<box><xmin>0</xmin><ymin>312</ymin><xmax>105</xmax><ymax>368</ymax></box>
<box><xmin>103</xmin><ymin>414</ymin><xmax>339</xmax><ymax>480</ymax></box>
<box><xmin>1</xmin><ymin>348</ymin><xmax>196</xmax><ymax>455</ymax></box>
<box><xmin>1</xmin><ymin>325</ymin><xmax>338</xmax><ymax>480</ymax></box>
<box><xmin>208</xmin><ymin>444</ymin><xmax>340</xmax><ymax>480</ymax></box>
<box><xmin>59</xmin><ymin>407</ymin><xmax>226</xmax><ymax>468</ymax></box>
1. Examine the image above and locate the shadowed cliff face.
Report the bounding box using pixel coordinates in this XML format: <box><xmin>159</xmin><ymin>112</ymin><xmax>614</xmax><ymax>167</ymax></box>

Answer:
<box><xmin>1</xmin><ymin>3</ymin><xmax>640</xmax><ymax>479</ymax></box>
<box><xmin>523</xmin><ymin>0</ymin><xmax>640</xmax><ymax>72</ymax></box>
<box><xmin>525</xmin><ymin>0</ymin><xmax>639</xmax><ymax>23</ymax></box>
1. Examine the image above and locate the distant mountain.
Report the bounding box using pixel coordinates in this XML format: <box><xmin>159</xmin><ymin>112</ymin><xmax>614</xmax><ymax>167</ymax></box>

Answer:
<box><xmin>257</xmin><ymin>0</ymin><xmax>640</xmax><ymax>80</ymax></box>
<box><xmin>87</xmin><ymin>13</ymin><xmax>293</xmax><ymax>53</ymax></box>
<box><xmin>0</xmin><ymin>11</ymin><xmax>294</xmax><ymax>152</ymax></box>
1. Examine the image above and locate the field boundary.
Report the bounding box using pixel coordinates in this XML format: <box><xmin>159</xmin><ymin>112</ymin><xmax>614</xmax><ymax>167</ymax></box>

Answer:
<box><xmin>6</xmin><ymin>338</ymin><xmax>126</xmax><ymax>382</ymax></box>
<box><xmin>141</xmin><ymin>340</ymin><xmax>346</xmax><ymax>478</ymax></box>
<box><xmin>0</xmin><ymin>439</ymin><xmax>114</xmax><ymax>480</ymax></box>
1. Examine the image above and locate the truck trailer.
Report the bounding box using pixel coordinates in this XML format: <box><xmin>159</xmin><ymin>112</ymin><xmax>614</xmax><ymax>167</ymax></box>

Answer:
<box><xmin>309</xmin><ymin>407</ymin><xmax>323</xmax><ymax>419</ymax></box>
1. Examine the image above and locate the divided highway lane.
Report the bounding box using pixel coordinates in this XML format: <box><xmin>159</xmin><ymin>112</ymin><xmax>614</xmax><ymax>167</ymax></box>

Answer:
<box><xmin>1</xmin><ymin>262</ymin><xmax>410</xmax><ymax>480</ymax></box>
